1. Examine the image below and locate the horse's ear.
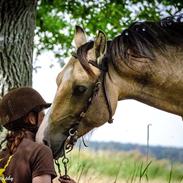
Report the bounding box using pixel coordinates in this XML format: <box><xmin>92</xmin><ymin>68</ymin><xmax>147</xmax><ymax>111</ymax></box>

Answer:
<box><xmin>94</xmin><ymin>30</ymin><xmax>107</xmax><ymax>65</ymax></box>
<box><xmin>74</xmin><ymin>25</ymin><xmax>87</xmax><ymax>48</ymax></box>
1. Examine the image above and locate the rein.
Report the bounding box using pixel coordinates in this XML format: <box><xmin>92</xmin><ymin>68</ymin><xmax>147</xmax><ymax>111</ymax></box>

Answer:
<box><xmin>55</xmin><ymin>53</ymin><xmax>113</xmax><ymax>182</ymax></box>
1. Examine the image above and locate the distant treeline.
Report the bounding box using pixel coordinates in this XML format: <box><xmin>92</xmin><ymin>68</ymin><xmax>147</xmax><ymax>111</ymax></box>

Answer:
<box><xmin>82</xmin><ymin>141</ymin><xmax>183</xmax><ymax>163</ymax></box>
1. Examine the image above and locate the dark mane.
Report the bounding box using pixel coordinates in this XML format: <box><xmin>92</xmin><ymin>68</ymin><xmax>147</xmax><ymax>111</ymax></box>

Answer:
<box><xmin>77</xmin><ymin>14</ymin><xmax>183</xmax><ymax>75</ymax></box>
<box><xmin>111</xmin><ymin>13</ymin><xmax>183</xmax><ymax>61</ymax></box>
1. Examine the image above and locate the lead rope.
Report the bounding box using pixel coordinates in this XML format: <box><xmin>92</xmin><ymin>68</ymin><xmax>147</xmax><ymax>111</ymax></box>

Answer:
<box><xmin>55</xmin><ymin>128</ymin><xmax>78</xmax><ymax>182</ymax></box>
<box><xmin>55</xmin><ymin>159</ymin><xmax>62</xmax><ymax>177</ymax></box>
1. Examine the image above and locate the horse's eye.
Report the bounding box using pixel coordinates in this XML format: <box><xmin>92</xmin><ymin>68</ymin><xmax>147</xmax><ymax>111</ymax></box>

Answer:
<box><xmin>73</xmin><ymin>85</ymin><xmax>87</xmax><ymax>95</ymax></box>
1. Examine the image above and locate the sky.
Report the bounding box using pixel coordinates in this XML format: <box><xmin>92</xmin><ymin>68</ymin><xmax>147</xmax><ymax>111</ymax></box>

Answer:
<box><xmin>33</xmin><ymin>52</ymin><xmax>183</xmax><ymax>148</ymax></box>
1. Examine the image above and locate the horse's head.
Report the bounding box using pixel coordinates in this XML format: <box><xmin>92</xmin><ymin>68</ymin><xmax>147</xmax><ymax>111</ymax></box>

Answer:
<box><xmin>36</xmin><ymin>26</ymin><xmax>119</xmax><ymax>159</ymax></box>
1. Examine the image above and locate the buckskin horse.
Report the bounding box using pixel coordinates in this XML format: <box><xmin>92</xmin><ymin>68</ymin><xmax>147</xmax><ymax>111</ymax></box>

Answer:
<box><xmin>36</xmin><ymin>14</ymin><xmax>183</xmax><ymax>159</ymax></box>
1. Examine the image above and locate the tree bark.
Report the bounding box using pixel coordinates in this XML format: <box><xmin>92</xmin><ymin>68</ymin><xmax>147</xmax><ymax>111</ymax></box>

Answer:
<box><xmin>0</xmin><ymin>0</ymin><xmax>37</xmax><ymax>96</ymax></box>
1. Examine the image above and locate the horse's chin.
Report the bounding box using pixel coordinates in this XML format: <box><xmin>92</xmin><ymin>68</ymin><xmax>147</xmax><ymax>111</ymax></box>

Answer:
<box><xmin>52</xmin><ymin>142</ymin><xmax>65</xmax><ymax>160</ymax></box>
<box><xmin>48</xmin><ymin>133</ymin><xmax>67</xmax><ymax>159</ymax></box>
<box><xmin>48</xmin><ymin>119</ymin><xmax>79</xmax><ymax>159</ymax></box>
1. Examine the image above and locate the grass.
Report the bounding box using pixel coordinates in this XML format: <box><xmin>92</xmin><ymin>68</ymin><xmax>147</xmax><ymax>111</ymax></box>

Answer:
<box><xmin>1</xmin><ymin>127</ymin><xmax>182</xmax><ymax>182</ymax></box>
<box><xmin>53</xmin><ymin>149</ymin><xmax>183</xmax><ymax>183</ymax></box>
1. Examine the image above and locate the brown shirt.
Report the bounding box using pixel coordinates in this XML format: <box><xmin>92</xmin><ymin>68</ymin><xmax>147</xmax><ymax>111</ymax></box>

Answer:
<box><xmin>0</xmin><ymin>132</ymin><xmax>57</xmax><ymax>183</ymax></box>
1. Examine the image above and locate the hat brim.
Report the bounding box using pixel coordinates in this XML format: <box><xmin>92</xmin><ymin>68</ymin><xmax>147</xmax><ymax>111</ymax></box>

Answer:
<box><xmin>43</xmin><ymin>103</ymin><xmax>52</xmax><ymax>109</ymax></box>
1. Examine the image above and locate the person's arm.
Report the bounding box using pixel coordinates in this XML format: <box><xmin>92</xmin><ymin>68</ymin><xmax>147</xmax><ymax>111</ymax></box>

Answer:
<box><xmin>33</xmin><ymin>174</ymin><xmax>51</xmax><ymax>183</ymax></box>
<box><xmin>31</xmin><ymin>145</ymin><xmax>57</xmax><ymax>181</ymax></box>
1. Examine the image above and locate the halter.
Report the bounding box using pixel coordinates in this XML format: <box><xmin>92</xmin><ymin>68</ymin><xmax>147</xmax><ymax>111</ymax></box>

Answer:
<box><xmin>72</xmin><ymin>52</ymin><xmax>114</xmax><ymax>124</ymax></box>
<box><xmin>88</xmin><ymin>59</ymin><xmax>113</xmax><ymax>124</ymax></box>
<box><xmin>55</xmin><ymin>53</ymin><xmax>113</xmax><ymax>182</ymax></box>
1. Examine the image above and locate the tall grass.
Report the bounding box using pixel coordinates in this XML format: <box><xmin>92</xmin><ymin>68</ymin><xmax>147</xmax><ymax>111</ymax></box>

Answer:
<box><xmin>54</xmin><ymin>149</ymin><xmax>183</xmax><ymax>183</ymax></box>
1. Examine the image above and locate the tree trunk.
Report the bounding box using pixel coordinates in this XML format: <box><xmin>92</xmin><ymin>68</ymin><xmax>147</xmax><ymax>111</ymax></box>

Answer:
<box><xmin>0</xmin><ymin>0</ymin><xmax>37</xmax><ymax>96</ymax></box>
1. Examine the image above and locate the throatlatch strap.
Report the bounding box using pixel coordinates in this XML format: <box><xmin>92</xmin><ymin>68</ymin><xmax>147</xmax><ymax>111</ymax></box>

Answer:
<box><xmin>89</xmin><ymin>60</ymin><xmax>113</xmax><ymax>123</ymax></box>
<box><xmin>103</xmin><ymin>72</ymin><xmax>113</xmax><ymax>123</ymax></box>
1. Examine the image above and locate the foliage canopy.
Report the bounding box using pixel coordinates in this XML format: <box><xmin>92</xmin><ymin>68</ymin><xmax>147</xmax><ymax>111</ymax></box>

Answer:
<box><xmin>36</xmin><ymin>0</ymin><xmax>183</xmax><ymax>62</ymax></box>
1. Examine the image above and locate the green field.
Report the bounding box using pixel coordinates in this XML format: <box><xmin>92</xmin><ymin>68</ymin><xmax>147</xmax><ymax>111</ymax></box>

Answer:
<box><xmin>53</xmin><ymin>149</ymin><xmax>183</xmax><ymax>183</ymax></box>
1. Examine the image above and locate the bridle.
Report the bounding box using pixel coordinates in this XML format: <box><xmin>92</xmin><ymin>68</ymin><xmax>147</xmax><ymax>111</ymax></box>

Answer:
<box><xmin>73</xmin><ymin>52</ymin><xmax>114</xmax><ymax>124</ymax></box>
<box><xmin>63</xmin><ymin>52</ymin><xmax>114</xmax><ymax>150</ymax></box>
<box><xmin>55</xmin><ymin>52</ymin><xmax>114</xmax><ymax>182</ymax></box>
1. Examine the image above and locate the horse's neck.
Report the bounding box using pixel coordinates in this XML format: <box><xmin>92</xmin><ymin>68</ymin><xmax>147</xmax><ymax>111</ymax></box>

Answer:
<box><xmin>107</xmin><ymin>51</ymin><xmax>183</xmax><ymax>116</ymax></box>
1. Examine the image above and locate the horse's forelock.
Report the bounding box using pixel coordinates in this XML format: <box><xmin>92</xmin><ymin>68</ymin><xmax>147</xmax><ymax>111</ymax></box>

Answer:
<box><xmin>76</xmin><ymin>41</ymin><xmax>95</xmax><ymax>77</ymax></box>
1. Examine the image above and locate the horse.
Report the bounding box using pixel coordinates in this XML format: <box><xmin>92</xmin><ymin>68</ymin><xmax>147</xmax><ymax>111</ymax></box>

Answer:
<box><xmin>36</xmin><ymin>14</ymin><xmax>183</xmax><ymax>159</ymax></box>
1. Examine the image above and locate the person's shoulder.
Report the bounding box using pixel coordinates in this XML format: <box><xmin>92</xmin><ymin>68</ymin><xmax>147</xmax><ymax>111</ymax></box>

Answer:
<box><xmin>20</xmin><ymin>138</ymin><xmax>52</xmax><ymax>155</ymax></box>
<box><xmin>35</xmin><ymin>142</ymin><xmax>52</xmax><ymax>153</ymax></box>
<box><xmin>31</xmin><ymin>141</ymin><xmax>53</xmax><ymax>156</ymax></box>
